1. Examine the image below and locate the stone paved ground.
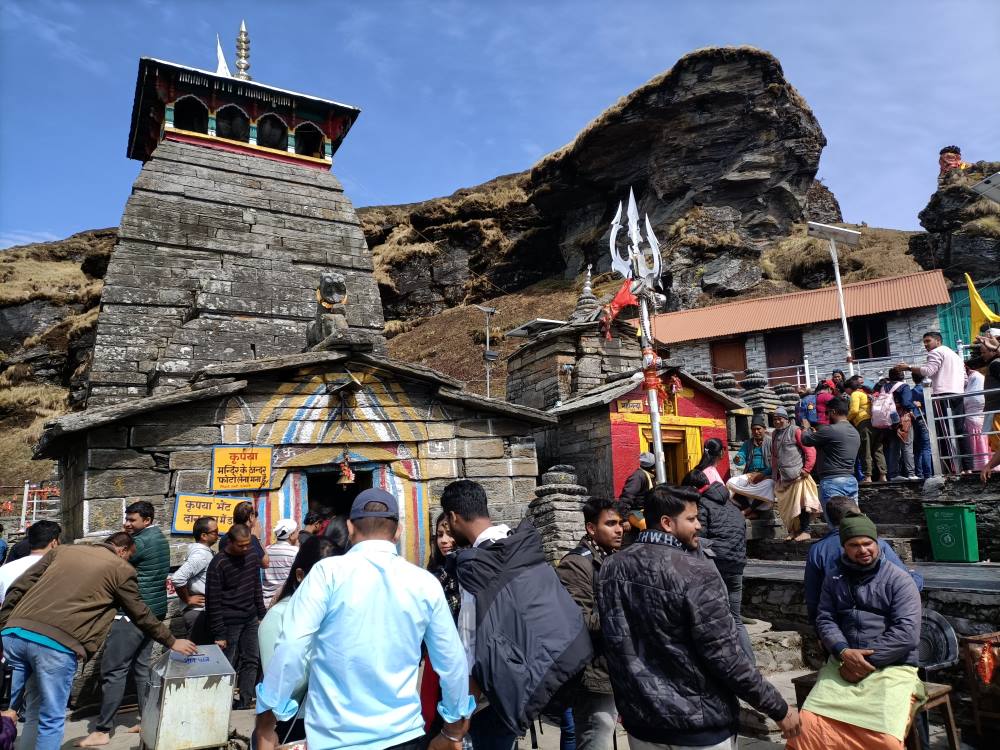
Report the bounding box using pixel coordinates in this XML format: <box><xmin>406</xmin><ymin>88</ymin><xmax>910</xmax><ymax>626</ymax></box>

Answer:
<box><xmin>55</xmin><ymin>707</ymin><xmax>977</xmax><ymax>749</ymax></box>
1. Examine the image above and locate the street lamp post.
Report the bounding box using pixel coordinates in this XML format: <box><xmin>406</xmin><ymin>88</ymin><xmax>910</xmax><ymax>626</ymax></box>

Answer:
<box><xmin>807</xmin><ymin>222</ymin><xmax>862</xmax><ymax>377</ymax></box>
<box><xmin>475</xmin><ymin>305</ymin><xmax>498</xmax><ymax>398</ymax></box>
<box><xmin>609</xmin><ymin>189</ymin><xmax>667</xmax><ymax>484</ymax></box>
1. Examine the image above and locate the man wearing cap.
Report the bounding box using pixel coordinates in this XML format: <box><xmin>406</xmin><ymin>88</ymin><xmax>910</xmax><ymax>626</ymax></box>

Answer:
<box><xmin>727</xmin><ymin>414</ymin><xmax>774</xmax><ymax>517</ymax></box>
<box><xmin>619</xmin><ymin>452</ymin><xmax>655</xmax><ymax>510</ymax></box>
<box><xmin>769</xmin><ymin>406</ymin><xmax>819</xmax><ymax>542</ymax></box>
<box><xmin>789</xmin><ymin>512</ymin><xmax>922</xmax><ymax>750</ymax></box>
<box><xmin>255</xmin><ymin>488</ymin><xmax>474</xmax><ymax>750</ymax></box>
<box><xmin>262</xmin><ymin>519</ymin><xmax>299</xmax><ymax>605</ymax></box>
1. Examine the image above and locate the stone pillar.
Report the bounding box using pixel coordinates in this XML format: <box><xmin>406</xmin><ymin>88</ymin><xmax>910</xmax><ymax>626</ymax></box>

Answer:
<box><xmin>528</xmin><ymin>464</ymin><xmax>588</xmax><ymax>564</ymax></box>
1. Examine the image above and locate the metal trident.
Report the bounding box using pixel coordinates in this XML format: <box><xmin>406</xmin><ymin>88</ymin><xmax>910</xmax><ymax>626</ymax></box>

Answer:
<box><xmin>609</xmin><ymin>187</ymin><xmax>661</xmax><ymax>288</ymax></box>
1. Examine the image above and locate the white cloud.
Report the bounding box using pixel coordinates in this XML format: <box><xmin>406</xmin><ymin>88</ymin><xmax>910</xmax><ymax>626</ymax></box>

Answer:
<box><xmin>1</xmin><ymin>0</ymin><xmax>108</xmax><ymax>76</ymax></box>
<box><xmin>0</xmin><ymin>229</ymin><xmax>61</xmax><ymax>249</ymax></box>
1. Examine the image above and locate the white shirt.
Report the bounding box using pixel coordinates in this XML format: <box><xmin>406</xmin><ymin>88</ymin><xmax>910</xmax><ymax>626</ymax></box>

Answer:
<box><xmin>0</xmin><ymin>554</ymin><xmax>45</xmax><ymax>604</ymax></box>
<box><xmin>919</xmin><ymin>345</ymin><xmax>965</xmax><ymax>395</ymax></box>
<box><xmin>457</xmin><ymin>524</ymin><xmax>512</xmax><ymax>670</ymax></box>
<box><xmin>965</xmin><ymin>370</ymin><xmax>986</xmax><ymax>416</ymax></box>
<box><xmin>262</xmin><ymin>541</ymin><xmax>297</xmax><ymax>603</ymax></box>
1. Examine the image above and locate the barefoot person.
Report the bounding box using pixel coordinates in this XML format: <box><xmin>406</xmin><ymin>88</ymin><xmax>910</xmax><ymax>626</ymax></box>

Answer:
<box><xmin>727</xmin><ymin>415</ymin><xmax>774</xmax><ymax>516</ymax></box>
<box><xmin>0</xmin><ymin>532</ymin><xmax>196</xmax><ymax>750</ymax></box>
<box><xmin>770</xmin><ymin>406</ymin><xmax>820</xmax><ymax>542</ymax></box>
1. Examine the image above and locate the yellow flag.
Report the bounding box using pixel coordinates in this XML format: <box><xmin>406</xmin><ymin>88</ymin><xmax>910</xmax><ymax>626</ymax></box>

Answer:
<box><xmin>966</xmin><ymin>273</ymin><xmax>1000</xmax><ymax>339</ymax></box>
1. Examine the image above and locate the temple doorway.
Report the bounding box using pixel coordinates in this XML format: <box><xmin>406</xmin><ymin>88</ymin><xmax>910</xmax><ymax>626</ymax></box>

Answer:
<box><xmin>306</xmin><ymin>466</ymin><xmax>375</xmax><ymax>518</ymax></box>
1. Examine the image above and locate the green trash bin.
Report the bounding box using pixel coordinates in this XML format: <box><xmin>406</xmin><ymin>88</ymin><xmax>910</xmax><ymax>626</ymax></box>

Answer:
<box><xmin>924</xmin><ymin>505</ymin><xmax>979</xmax><ymax>562</ymax></box>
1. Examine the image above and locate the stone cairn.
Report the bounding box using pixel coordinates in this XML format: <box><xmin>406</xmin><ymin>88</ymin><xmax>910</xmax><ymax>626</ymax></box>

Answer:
<box><xmin>690</xmin><ymin>370</ymin><xmax>714</xmax><ymax>385</ymax></box>
<box><xmin>528</xmin><ymin>464</ymin><xmax>589</xmax><ymax>564</ymax></box>
<box><xmin>738</xmin><ymin>368</ymin><xmax>782</xmax><ymax>414</ymax></box>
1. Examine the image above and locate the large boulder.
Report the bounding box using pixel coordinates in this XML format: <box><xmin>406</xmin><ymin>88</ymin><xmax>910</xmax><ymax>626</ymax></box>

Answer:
<box><xmin>910</xmin><ymin>161</ymin><xmax>1000</xmax><ymax>282</ymax></box>
<box><xmin>360</xmin><ymin>46</ymin><xmax>828</xmax><ymax>321</ymax></box>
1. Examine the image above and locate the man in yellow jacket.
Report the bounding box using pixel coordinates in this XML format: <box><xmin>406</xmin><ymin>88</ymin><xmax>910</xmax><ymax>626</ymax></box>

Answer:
<box><xmin>845</xmin><ymin>376</ymin><xmax>885</xmax><ymax>483</ymax></box>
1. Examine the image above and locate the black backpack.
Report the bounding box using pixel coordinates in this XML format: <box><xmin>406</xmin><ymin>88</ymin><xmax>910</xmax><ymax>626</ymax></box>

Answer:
<box><xmin>456</xmin><ymin>518</ymin><xmax>592</xmax><ymax>735</ymax></box>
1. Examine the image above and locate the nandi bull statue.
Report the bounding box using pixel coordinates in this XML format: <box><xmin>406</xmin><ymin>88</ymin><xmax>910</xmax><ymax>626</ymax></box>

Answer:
<box><xmin>306</xmin><ymin>271</ymin><xmax>350</xmax><ymax>350</ymax></box>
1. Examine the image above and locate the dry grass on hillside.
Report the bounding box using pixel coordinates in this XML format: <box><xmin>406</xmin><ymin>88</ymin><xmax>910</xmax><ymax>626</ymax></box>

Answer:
<box><xmin>387</xmin><ymin>273</ymin><xmax>621</xmax><ymax>397</ymax></box>
<box><xmin>760</xmin><ymin>223</ymin><xmax>919</xmax><ymax>287</ymax></box>
<box><xmin>0</xmin><ymin>257</ymin><xmax>99</xmax><ymax>307</ymax></box>
<box><xmin>0</xmin><ymin>384</ymin><xmax>66</xmax><ymax>487</ymax></box>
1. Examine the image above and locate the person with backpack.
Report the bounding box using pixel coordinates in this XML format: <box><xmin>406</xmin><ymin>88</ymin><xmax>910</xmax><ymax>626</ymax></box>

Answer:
<box><xmin>801</xmin><ymin>396</ymin><xmax>861</xmax><ymax>523</ymax></box>
<box><xmin>440</xmin><ymin>480</ymin><xmax>592</xmax><ymax>750</ymax></box>
<box><xmin>798</xmin><ymin>387</ymin><xmax>819</xmax><ymax>428</ymax></box>
<box><xmin>845</xmin><ymin>375</ymin><xmax>885</xmax><ymax>483</ymax></box>
<box><xmin>556</xmin><ymin>498</ymin><xmax>623</xmax><ymax>750</ymax></box>
<box><xmin>874</xmin><ymin>367</ymin><xmax>917</xmax><ymax>481</ymax></box>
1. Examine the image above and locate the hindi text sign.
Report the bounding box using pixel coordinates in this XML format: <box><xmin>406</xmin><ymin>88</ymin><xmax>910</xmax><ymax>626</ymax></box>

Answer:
<box><xmin>171</xmin><ymin>494</ymin><xmax>251</xmax><ymax>534</ymax></box>
<box><xmin>211</xmin><ymin>445</ymin><xmax>272</xmax><ymax>492</ymax></box>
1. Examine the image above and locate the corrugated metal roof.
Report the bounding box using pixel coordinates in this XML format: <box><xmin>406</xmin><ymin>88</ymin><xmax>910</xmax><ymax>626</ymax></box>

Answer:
<box><xmin>651</xmin><ymin>271</ymin><xmax>950</xmax><ymax>345</ymax></box>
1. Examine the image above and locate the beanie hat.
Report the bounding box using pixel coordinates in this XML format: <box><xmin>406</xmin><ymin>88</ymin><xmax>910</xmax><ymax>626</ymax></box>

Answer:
<box><xmin>839</xmin><ymin>512</ymin><xmax>878</xmax><ymax>546</ymax></box>
<box><xmin>751</xmin><ymin>414</ymin><xmax>767</xmax><ymax>428</ymax></box>
<box><xmin>773</xmin><ymin>406</ymin><xmax>788</xmax><ymax>418</ymax></box>
<box><xmin>639</xmin><ymin>452</ymin><xmax>655</xmax><ymax>469</ymax></box>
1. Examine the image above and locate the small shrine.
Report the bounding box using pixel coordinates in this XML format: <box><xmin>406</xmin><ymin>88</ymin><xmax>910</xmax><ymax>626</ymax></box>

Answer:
<box><xmin>505</xmin><ymin>270</ymin><xmax>750</xmax><ymax>497</ymax></box>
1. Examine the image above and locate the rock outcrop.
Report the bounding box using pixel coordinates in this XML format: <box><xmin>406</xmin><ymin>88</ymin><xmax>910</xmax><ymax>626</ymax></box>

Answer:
<box><xmin>909</xmin><ymin>161</ymin><xmax>1000</xmax><ymax>282</ymax></box>
<box><xmin>361</xmin><ymin>46</ymin><xmax>828</xmax><ymax>318</ymax></box>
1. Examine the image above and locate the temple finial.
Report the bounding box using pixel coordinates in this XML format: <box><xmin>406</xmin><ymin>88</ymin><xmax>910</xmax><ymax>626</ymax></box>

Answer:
<box><xmin>215</xmin><ymin>34</ymin><xmax>232</xmax><ymax>77</ymax></box>
<box><xmin>570</xmin><ymin>263</ymin><xmax>600</xmax><ymax>322</ymax></box>
<box><xmin>235</xmin><ymin>20</ymin><xmax>251</xmax><ymax>80</ymax></box>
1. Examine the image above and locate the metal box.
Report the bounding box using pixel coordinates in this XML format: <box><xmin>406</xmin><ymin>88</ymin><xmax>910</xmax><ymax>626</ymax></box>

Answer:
<box><xmin>139</xmin><ymin>644</ymin><xmax>235</xmax><ymax>750</ymax></box>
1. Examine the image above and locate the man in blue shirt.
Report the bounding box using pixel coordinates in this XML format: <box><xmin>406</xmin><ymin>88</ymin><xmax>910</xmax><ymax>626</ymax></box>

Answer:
<box><xmin>804</xmin><ymin>496</ymin><xmax>923</xmax><ymax>625</ymax></box>
<box><xmin>255</xmin><ymin>488</ymin><xmax>474</xmax><ymax>750</ymax></box>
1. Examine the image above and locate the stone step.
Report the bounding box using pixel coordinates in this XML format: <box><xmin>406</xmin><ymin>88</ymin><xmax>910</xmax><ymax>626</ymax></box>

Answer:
<box><xmin>748</xmin><ymin>534</ymin><xmax>928</xmax><ymax>563</ymax></box>
<box><xmin>750</xmin><ymin>626</ymin><xmax>807</xmax><ymax>674</ymax></box>
<box><xmin>739</xmin><ymin>667</ymin><xmax>813</xmax><ymax>742</ymax></box>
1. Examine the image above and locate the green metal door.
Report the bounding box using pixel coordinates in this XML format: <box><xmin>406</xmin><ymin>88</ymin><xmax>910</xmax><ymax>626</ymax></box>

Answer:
<box><xmin>937</xmin><ymin>283</ymin><xmax>1000</xmax><ymax>350</ymax></box>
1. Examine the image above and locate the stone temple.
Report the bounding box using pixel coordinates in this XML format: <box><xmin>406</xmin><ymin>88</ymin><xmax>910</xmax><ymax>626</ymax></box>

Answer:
<box><xmin>41</xmin><ymin>30</ymin><xmax>550</xmax><ymax>566</ymax></box>
<box><xmin>88</xmin><ymin>42</ymin><xmax>385</xmax><ymax>405</ymax></box>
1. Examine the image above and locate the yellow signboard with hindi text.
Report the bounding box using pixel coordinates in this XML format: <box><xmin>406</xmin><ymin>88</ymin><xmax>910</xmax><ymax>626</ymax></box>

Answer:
<box><xmin>171</xmin><ymin>494</ymin><xmax>251</xmax><ymax>534</ymax></box>
<box><xmin>211</xmin><ymin>445</ymin><xmax>272</xmax><ymax>491</ymax></box>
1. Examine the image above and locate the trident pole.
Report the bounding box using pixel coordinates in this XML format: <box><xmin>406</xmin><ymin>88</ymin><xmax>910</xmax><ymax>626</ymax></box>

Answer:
<box><xmin>610</xmin><ymin>188</ymin><xmax>667</xmax><ymax>485</ymax></box>
<box><xmin>639</xmin><ymin>299</ymin><xmax>667</xmax><ymax>484</ymax></box>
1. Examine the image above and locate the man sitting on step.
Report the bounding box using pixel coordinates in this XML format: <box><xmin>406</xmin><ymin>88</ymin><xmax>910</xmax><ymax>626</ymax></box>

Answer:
<box><xmin>788</xmin><ymin>512</ymin><xmax>923</xmax><ymax>750</ymax></box>
<box><xmin>803</xmin><ymin>497</ymin><xmax>922</xmax><ymax>626</ymax></box>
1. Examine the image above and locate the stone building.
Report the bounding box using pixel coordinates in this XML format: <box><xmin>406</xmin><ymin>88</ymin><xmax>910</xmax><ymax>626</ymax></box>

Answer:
<box><xmin>39</xmin><ymin>34</ymin><xmax>551</xmax><ymax>565</ymax></box>
<box><xmin>39</xmin><ymin>348</ymin><xmax>551</xmax><ymax>565</ymax></box>
<box><xmin>505</xmin><ymin>272</ymin><xmax>749</xmax><ymax>498</ymax></box>
<box><xmin>654</xmin><ymin>271</ymin><xmax>950</xmax><ymax>386</ymax></box>
<box><xmin>88</xmin><ymin>49</ymin><xmax>384</xmax><ymax>405</ymax></box>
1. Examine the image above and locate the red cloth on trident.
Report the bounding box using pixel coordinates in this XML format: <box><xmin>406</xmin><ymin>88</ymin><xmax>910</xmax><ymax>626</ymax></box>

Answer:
<box><xmin>600</xmin><ymin>279</ymin><xmax>638</xmax><ymax>339</ymax></box>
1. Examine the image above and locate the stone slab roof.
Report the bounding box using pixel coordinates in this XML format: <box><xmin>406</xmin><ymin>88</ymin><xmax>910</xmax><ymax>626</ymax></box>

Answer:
<box><xmin>39</xmin><ymin>351</ymin><xmax>553</xmax><ymax>458</ymax></box>
<box><xmin>549</xmin><ymin>369</ymin><xmax>750</xmax><ymax>417</ymax></box>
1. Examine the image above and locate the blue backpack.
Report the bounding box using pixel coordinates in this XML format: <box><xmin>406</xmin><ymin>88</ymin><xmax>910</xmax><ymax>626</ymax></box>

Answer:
<box><xmin>800</xmin><ymin>395</ymin><xmax>819</xmax><ymax>425</ymax></box>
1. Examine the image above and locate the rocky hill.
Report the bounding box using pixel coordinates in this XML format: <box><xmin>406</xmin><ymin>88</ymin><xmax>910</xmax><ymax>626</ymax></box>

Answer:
<box><xmin>2</xmin><ymin>44</ymin><xmax>991</xmax><ymax>487</ymax></box>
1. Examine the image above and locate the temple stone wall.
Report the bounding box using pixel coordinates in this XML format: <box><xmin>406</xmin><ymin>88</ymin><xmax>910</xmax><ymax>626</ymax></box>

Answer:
<box><xmin>89</xmin><ymin>140</ymin><xmax>385</xmax><ymax>404</ymax></box>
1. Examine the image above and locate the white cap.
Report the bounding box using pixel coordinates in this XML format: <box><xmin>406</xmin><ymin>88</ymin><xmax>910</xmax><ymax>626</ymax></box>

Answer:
<box><xmin>274</xmin><ymin>518</ymin><xmax>298</xmax><ymax>541</ymax></box>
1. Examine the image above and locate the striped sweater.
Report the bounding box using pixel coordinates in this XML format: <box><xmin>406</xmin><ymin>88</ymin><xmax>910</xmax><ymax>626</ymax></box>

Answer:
<box><xmin>205</xmin><ymin>550</ymin><xmax>266</xmax><ymax>639</ymax></box>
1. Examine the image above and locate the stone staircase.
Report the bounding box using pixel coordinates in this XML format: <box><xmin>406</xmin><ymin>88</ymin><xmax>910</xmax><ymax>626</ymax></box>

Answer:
<box><xmin>738</xmin><ymin>619</ymin><xmax>814</xmax><ymax>741</ymax></box>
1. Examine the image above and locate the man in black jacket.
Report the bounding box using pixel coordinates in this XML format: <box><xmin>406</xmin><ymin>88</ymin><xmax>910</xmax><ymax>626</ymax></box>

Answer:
<box><xmin>598</xmin><ymin>484</ymin><xmax>800</xmax><ymax>749</ymax></box>
<box><xmin>556</xmin><ymin>498</ymin><xmax>623</xmax><ymax>750</ymax></box>
<box><xmin>441</xmin><ymin>480</ymin><xmax>591</xmax><ymax>750</ymax></box>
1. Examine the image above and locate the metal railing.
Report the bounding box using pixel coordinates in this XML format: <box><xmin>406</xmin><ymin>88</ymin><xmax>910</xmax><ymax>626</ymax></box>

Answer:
<box><xmin>923</xmin><ymin>383</ymin><xmax>998</xmax><ymax>476</ymax></box>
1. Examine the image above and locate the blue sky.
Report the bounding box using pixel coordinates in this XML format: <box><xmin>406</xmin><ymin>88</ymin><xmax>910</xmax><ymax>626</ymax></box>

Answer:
<box><xmin>1</xmin><ymin>0</ymin><xmax>997</xmax><ymax>249</ymax></box>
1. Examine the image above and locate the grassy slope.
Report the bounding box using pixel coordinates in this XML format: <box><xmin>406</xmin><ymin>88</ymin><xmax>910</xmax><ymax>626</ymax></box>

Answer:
<box><xmin>387</xmin><ymin>274</ymin><xmax>622</xmax><ymax>397</ymax></box>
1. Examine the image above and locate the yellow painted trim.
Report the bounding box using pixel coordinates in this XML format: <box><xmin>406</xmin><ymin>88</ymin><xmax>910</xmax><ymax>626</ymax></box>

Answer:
<box><xmin>611</xmin><ymin>412</ymin><xmax>726</xmax><ymax>429</ymax></box>
<box><xmin>168</xmin><ymin>128</ymin><xmax>331</xmax><ymax>164</ymax></box>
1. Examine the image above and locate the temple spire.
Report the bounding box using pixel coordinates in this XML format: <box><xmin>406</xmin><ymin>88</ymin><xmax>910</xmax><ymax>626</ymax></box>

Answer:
<box><xmin>235</xmin><ymin>20</ymin><xmax>251</xmax><ymax>80</ymax></box>
<box><xmin>215</xmin><ymin>34</ymin><xmax>232</xmax><ymax>77</ymax></box>
<box><xmin>569</xmin><ymin>264</ymin><xmax>601</xmax><ymax>322</ymax></box>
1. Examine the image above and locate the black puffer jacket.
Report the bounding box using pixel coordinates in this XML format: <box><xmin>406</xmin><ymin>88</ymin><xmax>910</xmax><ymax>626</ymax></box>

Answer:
<box><xmin>457</xmin><ymin>517</ymin><xmax>592</xmax><ymax>735</ymax></box>
<box><xmin>597</xmin><ymin>530</ymin><xmax>787</xmax><ymax>746</ymax></box>
<box><xmin>697</xmin><ymin>482</ymin><xmax>746</xmax><ymax>571</ymax></box>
